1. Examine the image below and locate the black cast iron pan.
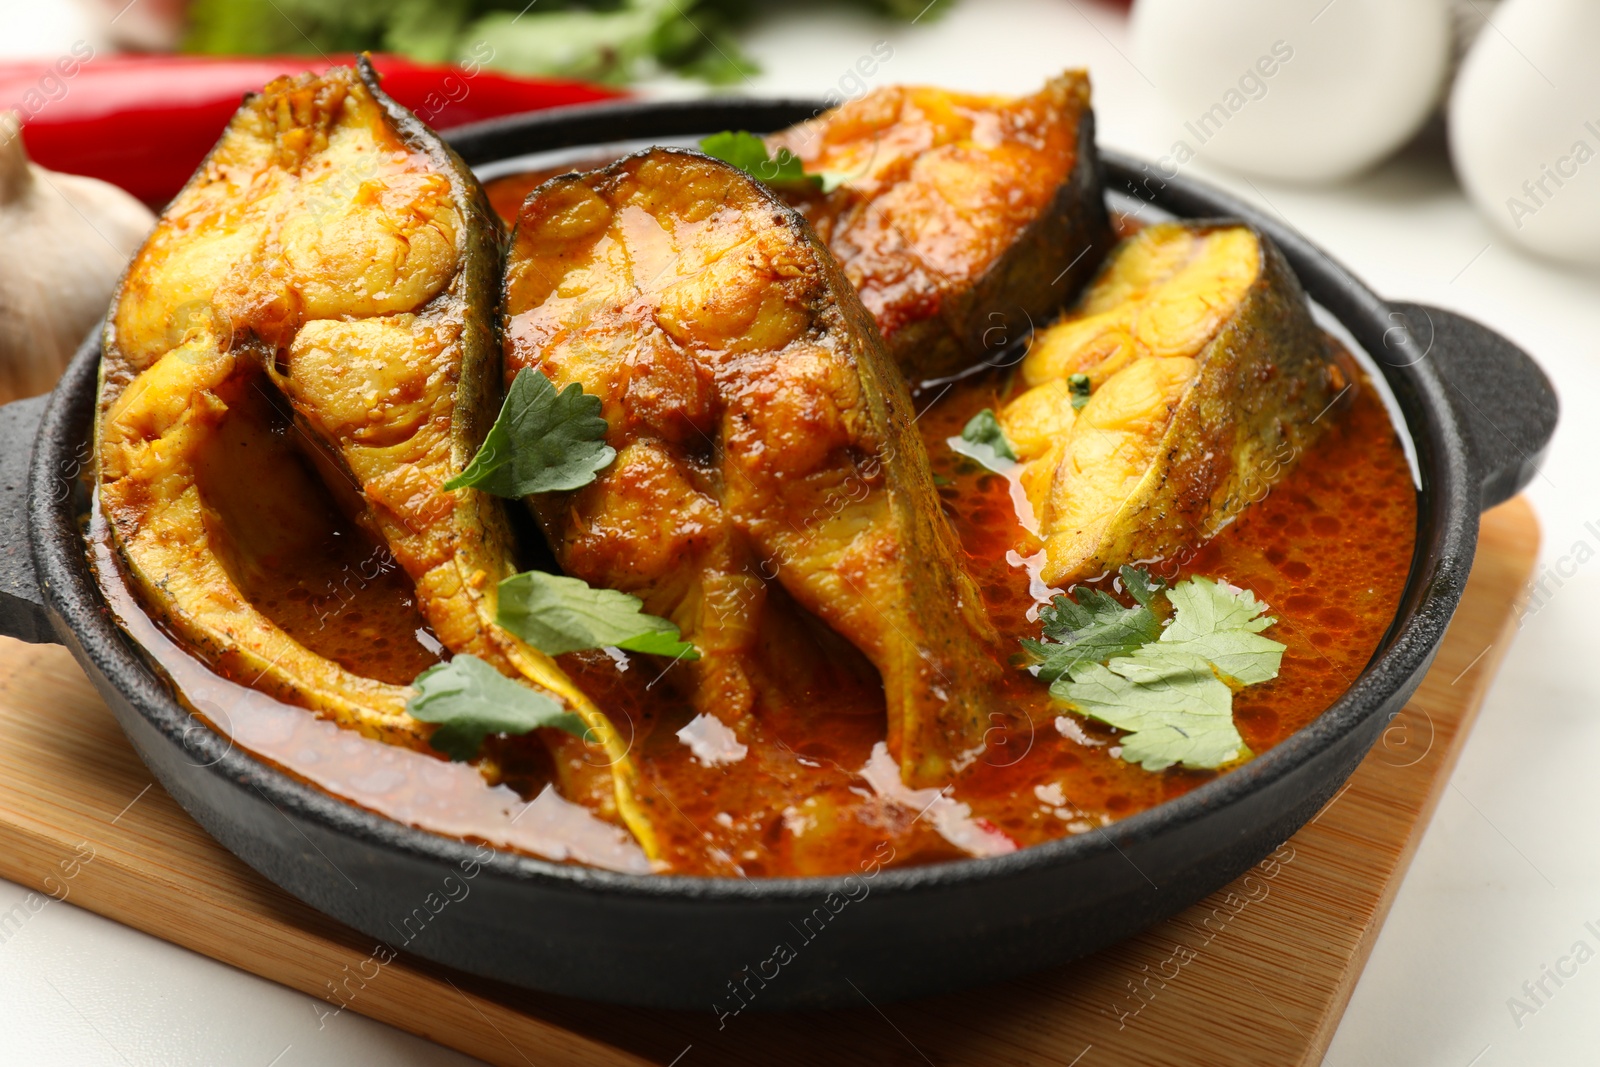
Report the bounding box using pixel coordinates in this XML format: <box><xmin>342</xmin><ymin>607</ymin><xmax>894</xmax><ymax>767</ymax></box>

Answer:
<box><xmin>0</xmin><ymin>98</ymin><xmax>1559</xmax><ymax>1012</ymax></box>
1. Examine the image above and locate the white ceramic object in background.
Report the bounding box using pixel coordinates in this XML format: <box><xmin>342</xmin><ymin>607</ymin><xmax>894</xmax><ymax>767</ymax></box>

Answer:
<box><xmin>1130</xmin><ymin>0</ymin><xmax>1452</xmax><ymax>183</ymax></box>
<box><xmin>1450</xmin><ymin>0</ymin><xmax>1600</xmax><ymax>266</ymax></box>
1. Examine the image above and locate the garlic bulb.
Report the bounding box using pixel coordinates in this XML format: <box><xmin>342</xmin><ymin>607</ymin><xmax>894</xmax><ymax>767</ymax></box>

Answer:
<box><xmin>0</xmin><ymin>111</ymin><xmax>154</xmax><ymax>401</ymax></box>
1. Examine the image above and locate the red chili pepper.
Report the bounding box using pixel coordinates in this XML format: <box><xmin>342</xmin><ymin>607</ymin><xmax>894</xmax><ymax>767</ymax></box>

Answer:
<box><xmin>0</xmin><ymin>51</ymin><xmax>622</xmax><ymax>206</ymax></box>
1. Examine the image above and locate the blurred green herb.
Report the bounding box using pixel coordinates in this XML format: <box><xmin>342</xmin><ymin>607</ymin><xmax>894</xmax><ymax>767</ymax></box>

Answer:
<box><xmin>184</xmin><ymin>0</ymin><xmax>940</xmax><ymax>86</ymax></box>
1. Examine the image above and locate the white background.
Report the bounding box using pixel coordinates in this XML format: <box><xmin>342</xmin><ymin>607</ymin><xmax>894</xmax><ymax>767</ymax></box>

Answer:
<box><xmin>1</xmin><ymin>0</ymin><xmax>1597</xmax><ymax>1064</ymax></box>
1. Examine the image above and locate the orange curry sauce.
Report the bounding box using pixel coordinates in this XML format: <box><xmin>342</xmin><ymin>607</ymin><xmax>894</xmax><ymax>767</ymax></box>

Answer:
<box><xmin>913</xmin><ymin>365</ymin><xmax>1416</xmax><ymax>827</ymax></box>
<box><xmin>92</xmin><ymin>195</ymin><xmax>1419</xmax><ymax>878</ymax></box>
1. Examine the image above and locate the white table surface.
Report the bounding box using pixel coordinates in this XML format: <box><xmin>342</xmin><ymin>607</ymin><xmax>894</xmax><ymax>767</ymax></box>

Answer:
<box><xmin>2</xmin><ymin>1</ymin><xmax>1597</xmax><ymax>1064</ymax></box>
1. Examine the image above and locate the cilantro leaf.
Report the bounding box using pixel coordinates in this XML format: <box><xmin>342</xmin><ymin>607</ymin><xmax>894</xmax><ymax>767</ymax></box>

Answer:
<box><xmin>407</xmin><ymin>654</ymin><xmax>586</xmax><ymax>761</ymax></box>
<box><xmin>1023</xmin><ymin>567</ymin><xmax>1164</xmax><ymax>683</ymax></box>
<box><xmin>498</xmin><ymin>570</ymin><xmax>699</xmax><ymax>660</ymax></box>
<box><xmin>1068</xmin><ymin>373</ymin><xmax>1092</xmax><ymax>410</ymax></box>
<box><xmin>446</xmin><ymin>369</ymin><xmax>615</xmax><ymax>498</ymax></box>
<box><xmin>699</xmin><ymin>131</ymin><xmax>840</xmax><ymax>193</ymax></box>
<box><xmin>947</xmin><ymin>408</ymin><xmax>1017</xmax><ymax>472</ymax></box>
<box><xmin>1158</xmin><ymin>577</ymin><xmax>1285</xmax><ymax>685</ymax></box>
<box><xmin>1058</xmin><ymin>652</ymin><xmax>1245</xmax><ymax>771</ymax></box>
<box><xmin>700</xmin><ymin>130</ymin><xmax>790</xmax><ymax>179</ymax></box>
<box><xmin>1042</xmin><ymin>572</ymin><xmax>1286</xmax><ymax>772</ymax></box>
<box><xmin>1120</xmin><ymin>564</ymin><xmax>1165</xmax><ymax>608</ymax></box>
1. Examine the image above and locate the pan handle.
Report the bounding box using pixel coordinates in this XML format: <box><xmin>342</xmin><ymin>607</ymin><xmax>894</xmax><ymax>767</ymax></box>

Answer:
<box><xmin>0</xmin><ymin>394</ymin><xmax>54</xmax><ymax>643</ymax></box>
<box><xmin>1388</xmin><ymin>302</ymin><xmax>1559</xmax><ymax>512</ymax></box>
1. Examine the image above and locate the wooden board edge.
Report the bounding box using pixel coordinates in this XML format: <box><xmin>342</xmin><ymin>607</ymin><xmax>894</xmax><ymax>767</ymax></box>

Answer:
<box><xmin>1298</xmin><ymin>496</ymin><xmax>1539</xmax><ymax>1063</ymax></box>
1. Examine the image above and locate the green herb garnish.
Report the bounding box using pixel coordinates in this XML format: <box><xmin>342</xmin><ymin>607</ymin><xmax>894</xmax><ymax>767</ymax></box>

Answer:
<box><xmin>446</xmin><ymin>368</ymin><xmax>615</xmax><ymax>498</ymax></box>
<box><xmin>1038</xmin><ymin>571</ymin><xmax>1286</xmax><ymax>772</ymax></box>
<box><xmin>186</xmin><ymin>0</ymin><xmax>762</xmax><ymax>86</ymax></box>
<box><xmin>407</xmin><ymin>654</ymin><xmax>586</xmax><ymax>761</ymax></box>
<box><xmin>185</xmin><ymin>0</ymin><xmax>942</xmax><ymax>87</ymax></box>
<box><xmin>698</xmin><ymin>131</ymin><xmax>850</xmax><ymax>193</ymax></box>
<box><xmin>1022</xmin><ymin>565</ymin><xmax>1164</xmax><ymax>683</ymax></box>
<box><xmin>1156</xmin><ymin>577</ymin><xmax>1288</xmax><ymax>687</ymax></box>
<box><xmin>1068</xmin><ymin>373</ymin><xmax>1092</xmax><ymax>410</ymax></box>
<box><xmin>498</xmin><ymin>570</ymin><xmax>699</xmax><ymax>660</ymax></box>
<box><xmin>947</xmin><ymin>407</ymin><xmax>1017</xmax><ymax>472</ymax></box>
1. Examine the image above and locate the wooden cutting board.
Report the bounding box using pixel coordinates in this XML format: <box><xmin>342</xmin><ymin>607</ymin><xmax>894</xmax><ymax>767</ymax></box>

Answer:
<box><xmin>0</xmin><ymin>498</ymin><xmax>1538</xmax><ymax>1067</ymax></box>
